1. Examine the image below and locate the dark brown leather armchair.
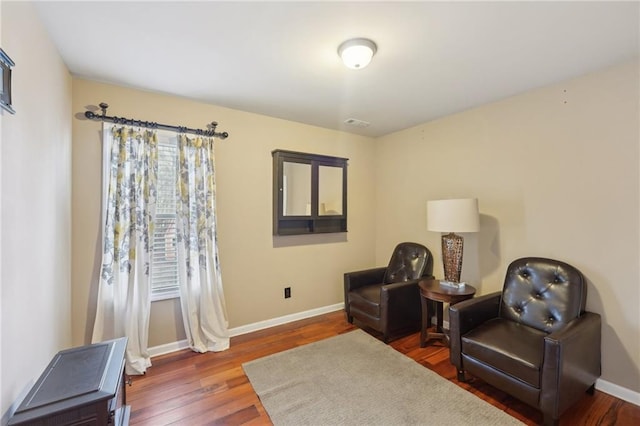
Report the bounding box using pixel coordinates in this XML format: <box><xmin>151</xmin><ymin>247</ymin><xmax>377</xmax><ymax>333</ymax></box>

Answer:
<box><xmin>449</xmin><ymin>257</ymin><xmax>601</xmax><ymax>426</ymax></box>
<box><xmin>344</xmin><ymin>242</ymin><xmax>433</xmax><ymax>342</ymax></box>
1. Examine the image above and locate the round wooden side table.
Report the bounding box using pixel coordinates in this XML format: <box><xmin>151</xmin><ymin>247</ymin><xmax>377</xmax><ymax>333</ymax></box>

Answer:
<box><xmin>418</xmin><ymin>278</ymin><xmax>476</xmax><ymax>347</ymax></box>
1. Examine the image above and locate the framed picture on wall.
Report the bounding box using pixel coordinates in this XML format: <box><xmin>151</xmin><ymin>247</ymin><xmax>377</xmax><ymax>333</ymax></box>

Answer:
<box><xmin>0</xmin><ymin>48</ymin><xmax>15</xmax><ymax>114</ymax></box>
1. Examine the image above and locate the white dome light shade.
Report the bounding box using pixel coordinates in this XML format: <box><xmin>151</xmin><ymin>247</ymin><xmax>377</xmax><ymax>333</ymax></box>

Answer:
<box><xmin>338</xmin><ymin>38</ymin><xmax>377</xmax><ymax>69</ymax></box>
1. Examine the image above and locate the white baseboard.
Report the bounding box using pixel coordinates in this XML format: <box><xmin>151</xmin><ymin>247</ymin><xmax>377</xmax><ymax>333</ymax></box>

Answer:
<box><xmin>148</xmin><ymin>305</ymin><xmax>639</xmax><ymax>408</ymax></box>
<box><xmin>228</xmin><ymin>303</ymin><xmax>344</xmax><ymax>337</ymax></box>
<box><xmin>147</xmin><ymin>302</ymin><xmax>344</xmax><ymax>357</ymax></box>
<box><xmin>148</xmin><ymin>339</ymin><xmax>191</xmax><ymax>357</ymax></box>
<box><xmin>596</xmin><ymin>378</ymin><xmax>640</xmax><ymax>406</ymax></box>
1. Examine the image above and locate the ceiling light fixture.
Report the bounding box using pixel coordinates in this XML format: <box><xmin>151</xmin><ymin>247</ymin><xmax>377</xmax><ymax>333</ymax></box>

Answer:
<box><xmin>338</xmin><ymin>38</ymin><xmax>377</xmax><ymax>69</ymax></box>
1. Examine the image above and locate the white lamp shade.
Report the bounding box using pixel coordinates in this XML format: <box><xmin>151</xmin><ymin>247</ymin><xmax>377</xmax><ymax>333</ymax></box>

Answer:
<box><xmin>427</xmin><ymin>198</ymin><xmax>479</xmax><ymax>233</ymax></box>
<box><xmin>338</xmin><ymin>38</ymin><xmax>377</xmax><ymax>69</ymax></box>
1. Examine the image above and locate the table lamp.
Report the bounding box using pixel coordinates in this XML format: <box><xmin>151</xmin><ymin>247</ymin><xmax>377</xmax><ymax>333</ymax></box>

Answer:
<box><xmin>427</xmin><ymin>198</ymin><xmax>479</xmax><ymax>287</ymax></box>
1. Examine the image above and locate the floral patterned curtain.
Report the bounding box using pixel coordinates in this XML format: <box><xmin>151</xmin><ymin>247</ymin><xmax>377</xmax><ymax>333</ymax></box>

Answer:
<box><xmin>176</xmin><ymin>134</ymin><xmax>230</xmax><ymax>352</ymax></box>
<box><xmin>92</xmin><ymin>125</ymin><xmax>157</xmax><ymax>375</ymax></box>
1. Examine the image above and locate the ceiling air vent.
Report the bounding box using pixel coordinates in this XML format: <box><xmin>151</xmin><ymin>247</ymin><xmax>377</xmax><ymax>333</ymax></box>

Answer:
<box><xmin>344</xmin><ymin>118</ymin><xmax>370</xmax><ymax>128</ymax></box>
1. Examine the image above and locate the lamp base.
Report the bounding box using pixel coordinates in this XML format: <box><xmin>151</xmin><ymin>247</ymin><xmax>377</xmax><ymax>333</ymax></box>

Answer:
<box><xmin>441</xmin><ymin>232</ymin><xmax>464</xmax><ymax>283</ymax></box>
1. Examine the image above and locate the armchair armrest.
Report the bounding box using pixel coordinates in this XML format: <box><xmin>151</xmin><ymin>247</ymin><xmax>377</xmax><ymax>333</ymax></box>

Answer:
<box><xmin>344</xmin><ymin>267</ymin><xmax>387</xmax><ymax>292</ymax></box>
<box><xmin>540</xmin><ymin>312</ymin><xmax>601</xmax><ymax>418</ymax></box>
<box><xmin>449</xmin><ymin>292</ymin><xmax>501</xmax><ymax>369</ymax></box>
<box><xmin>379</xmin><ymin>275</ymin><xmax>434</xmax><ymax>301</ymax></box>
<box><xmin>380</xmin><ymin>278</ymin><xmax>429</xmax><ymax>334</ymax></box>
<box><xmin>379</xmin><ymin>275</ymin><xmax>435</xmax><ymax>313</ymax></box>
<box><xmin>380</xmin><ymin>278</ymin><xmax>423</xmax><ymax>304</ymax></box>
<box><xmin>449</xmin><ymin>292</ymin><xmax>501</xmax><ymax>336</ymax></box>
<box><xmin>344</xmin><ymin>267</ymin><xmax>386</xmax><ymax>321</ymax></box>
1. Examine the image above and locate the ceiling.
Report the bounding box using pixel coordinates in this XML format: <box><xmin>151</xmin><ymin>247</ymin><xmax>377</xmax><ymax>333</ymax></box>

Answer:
<box><xmin>34</xmin><ymin>1</ymin><xmax>640</xmax><ymax>138</ymax></box>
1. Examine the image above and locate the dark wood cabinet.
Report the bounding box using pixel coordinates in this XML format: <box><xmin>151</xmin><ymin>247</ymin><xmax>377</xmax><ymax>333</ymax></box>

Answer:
<box><xmin>272</xmin><ymin>150</ymin><xmax>348</xmax><ymax>235</ymax></box>
<box><xmin>8</xmin><ymin>338</ymin><xmax>130</xmax><ymax>426</ymax></box>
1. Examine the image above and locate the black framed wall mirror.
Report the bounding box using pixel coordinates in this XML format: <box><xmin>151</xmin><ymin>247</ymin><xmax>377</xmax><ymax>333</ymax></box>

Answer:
<box><xmin>272</xmin><ymin>150</ymin><xmax>348</xmax><ymax>235</ymax></box>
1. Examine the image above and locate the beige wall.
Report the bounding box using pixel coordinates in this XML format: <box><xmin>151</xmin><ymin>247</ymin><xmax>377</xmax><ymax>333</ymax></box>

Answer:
<box><xmin>71</xmin><ymin>79</ymin><xmax>377</xmax><ymax>348</ymax></box>
<box><xmin>375</xmin><ymin>61</ymin><xmax>640</xmax><ymax>393</ymax></box>
<box><xmin>0</xmin><ymin>1</ymin><xmax>72</xmax><ymax>419</ymax></box>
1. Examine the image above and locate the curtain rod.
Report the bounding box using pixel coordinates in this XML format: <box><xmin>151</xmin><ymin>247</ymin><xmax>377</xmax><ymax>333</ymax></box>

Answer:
<box><xmin>84</xmin><ymin>103</ymin><xmax>229</xmax><ymax>139</ymax></box>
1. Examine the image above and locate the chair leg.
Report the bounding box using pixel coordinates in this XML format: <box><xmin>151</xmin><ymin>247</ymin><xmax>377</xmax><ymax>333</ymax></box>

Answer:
<box><xmin>587</xmin><ymin>383</ymin><xmax>596</xmax><ymax>395</ymax></box>
<box><xmin>456</xmin><ymin>370</ymin><xmax>466</xmax><ymax>382</ymax></box>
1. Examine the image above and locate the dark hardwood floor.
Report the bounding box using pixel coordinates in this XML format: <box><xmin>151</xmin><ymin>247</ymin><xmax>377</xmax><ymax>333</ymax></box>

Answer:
<box><xmin>127</xmin><ymin>311</ymin><xmax>640</xmax><ymax>425</ymax></box>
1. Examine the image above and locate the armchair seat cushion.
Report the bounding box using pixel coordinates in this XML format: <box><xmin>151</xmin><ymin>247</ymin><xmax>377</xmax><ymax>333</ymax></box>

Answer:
<box><xmin>462</xmin><ymin>318</ymin><xmax>547</xmax><ymax>388</ymax></box>
<box><xmin>349</xmin><ymin>284</ymin><xmax>383</xmax><ymax>318</ymax></box>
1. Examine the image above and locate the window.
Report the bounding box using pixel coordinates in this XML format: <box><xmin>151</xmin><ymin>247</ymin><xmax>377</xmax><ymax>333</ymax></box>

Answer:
<box><xmin>151</xmin><ymin>133</ymin><xmax>180</xmax><ymax>301</ymax></box>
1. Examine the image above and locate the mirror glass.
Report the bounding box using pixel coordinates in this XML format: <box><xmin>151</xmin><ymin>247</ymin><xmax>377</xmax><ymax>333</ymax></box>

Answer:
<box><xmin>318</xmin><ymin>165</ymin><xmax>343</xmax><ymax>216</ymax></box>
<box><xmin>283</xmin><ymin>161</ymin><xmax>311</xmax><ymax>216</ymax></box>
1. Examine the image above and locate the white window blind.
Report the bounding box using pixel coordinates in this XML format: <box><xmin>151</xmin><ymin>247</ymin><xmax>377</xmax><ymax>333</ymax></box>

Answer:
<box><xmin>151</xmin><ymin>135</ymin><xmax>180</xmax><ymax>301</ymax></box>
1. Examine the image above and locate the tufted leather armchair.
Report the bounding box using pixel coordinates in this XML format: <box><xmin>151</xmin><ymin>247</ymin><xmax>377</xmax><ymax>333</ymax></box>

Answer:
<box><xmin>344</xmin><ymin>242</ymin><xmax>433</xmax><ymax>342</ymax></box>
<box><xmin>449</xmin><ymin>257</ymin><xmax>601</xmax><ymax>426</ymax></box>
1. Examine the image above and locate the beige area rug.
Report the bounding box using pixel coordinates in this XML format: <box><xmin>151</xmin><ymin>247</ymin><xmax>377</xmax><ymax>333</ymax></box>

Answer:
<box><xmin>242</xmin><ymin>329</ymin><xmax>524</xmax><ymax>425</ymax></box>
